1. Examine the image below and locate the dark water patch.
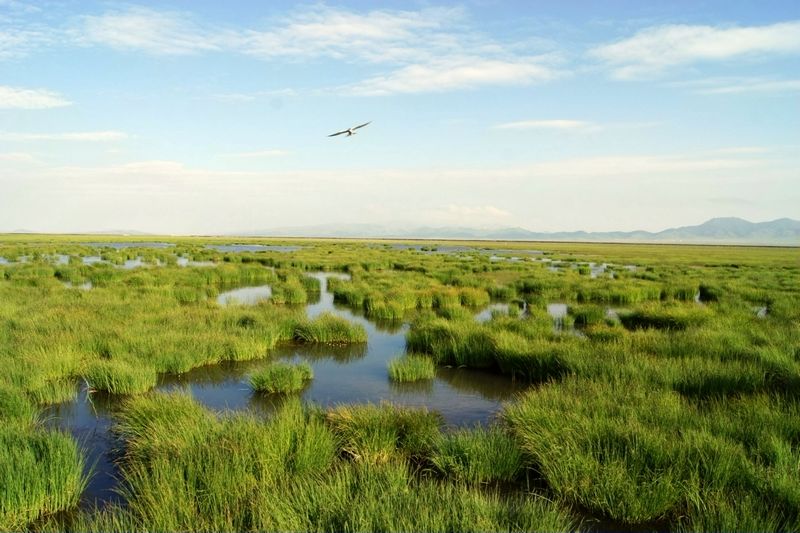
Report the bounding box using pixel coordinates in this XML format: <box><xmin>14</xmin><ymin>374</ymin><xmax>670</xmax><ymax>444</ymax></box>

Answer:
<box><xmin>42</xmin><ymin>272</ymin><xmax>524</xmax><ymax>512</ymax></box>
<box><xmin>207</xmin><ymin>244</ymin><xmax>302</xmax><ymax>253</ymax></box>
<box><xmin>42</xmin><ymin>387</ymin><xmax>124</xmax><ymax>507</ymax></box>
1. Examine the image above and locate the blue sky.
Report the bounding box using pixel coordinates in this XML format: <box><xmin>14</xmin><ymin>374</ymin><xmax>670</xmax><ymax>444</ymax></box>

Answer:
<box><xmin>1</xmin><ymin>0</ymin><xmax>798</xmax><ymax>234</ymax></box>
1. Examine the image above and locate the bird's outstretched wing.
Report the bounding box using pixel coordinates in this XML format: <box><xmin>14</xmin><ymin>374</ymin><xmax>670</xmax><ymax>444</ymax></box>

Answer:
<box><xmin>328</xmin><ymin>130</ymin><xmax>349</xmax><ymax>137</ymax></box>
<box><xmin>353</xmin><ymin>121</ymin><xmax>371</xmax><ymax>130</ymax></box>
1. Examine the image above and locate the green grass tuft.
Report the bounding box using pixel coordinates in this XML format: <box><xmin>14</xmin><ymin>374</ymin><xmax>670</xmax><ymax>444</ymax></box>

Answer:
<box><xmin>250</xmin><ymin>362</ymin><xmax>314</xmax><ymax>394</ymax></box>
<box><xmin>387</xmin><ymin>354</ymin><xmax>436</xmax><ymax>382</ymax></box>
<box><xmin>293</xmin><ymin>312</ymin><xmax>368</xmax><ymax>344</ymax></box>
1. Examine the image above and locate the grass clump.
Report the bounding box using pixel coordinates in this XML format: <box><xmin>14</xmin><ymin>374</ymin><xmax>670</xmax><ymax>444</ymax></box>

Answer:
<box><xmin>250</xmin><ymin>362</ymin><xmax>313</xmax><ymax>394</ymax></box>
<box><xmin>432</xmin><ymin>427</ymin><xmax>523</xmax><ymax>484</ymax></box>
<box><xmin>387</xmin><ymin>354</ymin><xmax>435</xmax><ymax>382</ymax></box>
<box><xmin>0</xmin><ymin>426</ymin><xmax>86</xmax><ymax>530</ymax></box>
<box><xmin>326</xmin><ymin>403</ymin><xmax>442</xmax><ymax>463</ymax></box>
<box><xmin>619</xmin><ymin>303</ymin><xmax>710</xmax><ymax>331</ymax></box>
<box><xmin>504</xmin><ymin>376</ymin><xmax>768</xmax><ymax>526</ymax></box>
<box><xmin>293</xmin><ymin>312</ymin><xmax>367</xmax><ymax>344</ymax></box>
<box><xmin>0</xmin><ymin>383</ymin><xmax>37</xmax><ymax>428</ymax></box>
<box><xmin>83</xmin><ymin>359</ymin><xmax>158</xmax><ymax>394</ymax></box>
<box><xmin>406</xmin><ymin>319</ymin><xmax>495</xmax><ymax>368</ymax></box>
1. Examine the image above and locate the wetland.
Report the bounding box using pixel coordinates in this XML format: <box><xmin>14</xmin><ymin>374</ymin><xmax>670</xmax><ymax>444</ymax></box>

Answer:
<box><xmin>1</xmin><ymin>236</ymin><xmax>798</xmax><ymax>532</ymax></box>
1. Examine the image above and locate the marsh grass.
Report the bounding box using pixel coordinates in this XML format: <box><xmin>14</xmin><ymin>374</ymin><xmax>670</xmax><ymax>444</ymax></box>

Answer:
<box><xmin>388</xmin><ymin>354</ymin><xmax>436</xmax><ymax>382</ymax></box>
<box><xmin>326</xmin><ymin>403</ymin><xmax>442</xmax><ymax>463</ymax></box>
<box><xmin>0</xmin><ymin>383</ymin><xmax>36</xmax><ymax>429</ymax></box>
<box><xmin>83</xmin><ymin>359</ymin><xmax>158</xmax><ymax>395</ymax></box>
<box><xmin>1</xmin><ymin>237</ymin><xmax>798</xmax><ymax>532</ymax></box>
<box><xmin>250</xmin><ymin>362</ymin><xmax>313</xmax><ymax>394</ymax></box>
<box><xmin>502</xmin><ymin>376</ymin><xmax>792</xmax><ymax>527</ymax></box>
<box><xmin>619</xmin><ymin>304</ymin><xmax>711</xmax><ymax>331</ymax></box>
<box><xmin>432</xmin><ymin>427</ymin><xmax>523</xmax><ymax>484</ymax></box>
<box><xmin>0</xmin><ymin>426</ymin><xmax>86</xmax><ymax>530</ymax></box>
<box><xmin>293</xmin><ymin>312</ymin><xmax>367</xmax><ymax>344</ymax></box>
<box><xmin>406</xmin><ymin>319</ymin><xmax>496</xmax><ymax>368</ymax></box>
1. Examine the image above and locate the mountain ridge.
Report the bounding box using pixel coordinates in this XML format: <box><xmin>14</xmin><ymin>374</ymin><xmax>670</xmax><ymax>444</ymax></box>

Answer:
<box><xmin>242</xmin><ymin>217</ymin><xmax>800</xmax><ymax>245</ymax></box>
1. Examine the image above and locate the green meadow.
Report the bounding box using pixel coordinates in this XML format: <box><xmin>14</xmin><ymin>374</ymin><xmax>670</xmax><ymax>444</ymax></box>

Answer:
<box><xmin>0</xmin><ymin>235</ymin><xmax>798</xmax><ymax>532</ymax></box>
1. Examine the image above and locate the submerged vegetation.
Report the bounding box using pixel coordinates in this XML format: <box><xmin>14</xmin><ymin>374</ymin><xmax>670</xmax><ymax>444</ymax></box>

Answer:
<box><xmin>0</xmin><ymin>235</ymin><xmax>798</xmax><ymax>531</ymax></box>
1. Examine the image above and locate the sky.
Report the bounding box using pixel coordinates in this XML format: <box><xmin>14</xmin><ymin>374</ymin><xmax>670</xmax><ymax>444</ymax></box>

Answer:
<box><xmin>1</xmin><ymin>0</ymin><xmax>799</xmax><ymax>234</ymax></box>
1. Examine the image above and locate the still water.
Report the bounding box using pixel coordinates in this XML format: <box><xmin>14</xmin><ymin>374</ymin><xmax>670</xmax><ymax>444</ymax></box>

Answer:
<box><xmin>44</xmin><ymin>272</ymin><xmax>524</xmax><ymax>507</ymax></box>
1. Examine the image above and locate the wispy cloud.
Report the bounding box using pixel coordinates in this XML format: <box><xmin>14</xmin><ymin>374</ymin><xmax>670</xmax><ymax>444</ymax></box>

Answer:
<box><xmin>222</xmin><ymin>149</ymin><xmax>289</xmax><ymax>159</ymax></box>
<box><xmin>0</xmin><ymin>152</ymin><xmax>37</xmax><ymax>162</ymax></box>
<box><xmin>0</xmin><ymin>28</ymin><xmax>50</xmax><ymax>59</ymax></box>
<box><xmin>207</xmin><ymin>89</ymin><xmax>297</xmax><ymax>102</ymax></box>
<box><xmin>708</xmin><ymin>146</ymin><xmax>770</xmax><ymax>155</ymax></box>
<box><xmin>445</xmin><ymin>204</ymin><xmax>511</xmax><ymax>218</ymax></box>
<box><xmin>350</xmin><ymin>56</ymin><xmax>557</xmax><ymax>95</ymax></box>
<box><xmin>699</xmin><ymin>79</ymin><xmax>800</xmax><ymax>94</ymax></box>
<box><xmin>0</xmin><ymin>130</ymin><xmax>127</xmax><ymax>141</ymax></box>
<box><xmin>242</xmin><ymin>7</ymin><xmax>459</xmax><ymax>64</ymax></box>
<box><xmin>591</xmin><ymin>21</ymin><xmax>800</xmax><ymax>79</ymax></box>
<box><xmin>493</xmin><ymin>119</ymin><xmax>595</xmax><ymax>131</ymax></box>
<box><xmin>76</xmin><ymin>7</ymin><xmax>228</xmax><ymax>55</ymax></box>
<box><xmin>420</xmin><ymin>204</ymin><xmax>513</xmax><ymax>226</ymax></box>
<box><xmin>669</xmin><ymin>76</ymin><xmax>800</xmax><ymax>95</ymax></box>
<box><xmin>66</xmin><ymin>5</ymin><xmax>562</xmax><ymax>95</ymax></box>
<box><xmin>0</xmin><ymin>85</ymin><xmax>71</xmax><ymax>109</ymax></box>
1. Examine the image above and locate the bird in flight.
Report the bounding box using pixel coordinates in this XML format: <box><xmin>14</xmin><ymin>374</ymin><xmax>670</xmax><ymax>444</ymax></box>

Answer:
<box><xmin>328</xmin><ymin>121</ymin><xmax>371</xmax><ymax>137</ymax></box>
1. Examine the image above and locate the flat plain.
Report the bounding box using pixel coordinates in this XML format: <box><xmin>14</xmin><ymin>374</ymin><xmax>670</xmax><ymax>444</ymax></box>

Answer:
<box><xmin>1</xmin><ymin>235</ymin><xmax>798</xmax><ymax>532</ymax></box>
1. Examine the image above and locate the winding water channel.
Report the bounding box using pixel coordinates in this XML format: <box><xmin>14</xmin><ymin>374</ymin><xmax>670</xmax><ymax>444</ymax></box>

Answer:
<box><xmin>43</xmin><ymin>272</ymin><xmax>525</xmax><ymax>508</ymax></box>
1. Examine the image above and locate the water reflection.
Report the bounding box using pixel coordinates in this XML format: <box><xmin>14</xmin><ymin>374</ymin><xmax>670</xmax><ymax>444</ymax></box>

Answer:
<box><xmin>217</xmin><ymin>285</ymin><xmax>272</xmax><ymax>305</ymax></box>
<box><xmin>42</xmin><ymin>387</ymin><xmax>124</xmax><ymax>507</ymax></box>
<box><xmin>474</xmin><ymin>303</ymin><xmax>510</xmax><ymax>323</ymax></box>
<box><xmin>44</xmin><ymin>271</ymin><xmax>525</xmax><ymax>507</ymax></box>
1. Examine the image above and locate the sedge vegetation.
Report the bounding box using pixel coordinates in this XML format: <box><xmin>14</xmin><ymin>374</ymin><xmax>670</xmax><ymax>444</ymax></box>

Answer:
<box><xmin>0</xmin><ymin>236</ymin><xmax>798</xmax><ymax>531</ymax></box>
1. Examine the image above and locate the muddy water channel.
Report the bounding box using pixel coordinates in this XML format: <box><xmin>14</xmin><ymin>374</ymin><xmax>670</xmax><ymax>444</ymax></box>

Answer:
<box><xmin>44</xmin><ymin>273</ymin><xmax>524</xmax><ymax>508</ymax></box>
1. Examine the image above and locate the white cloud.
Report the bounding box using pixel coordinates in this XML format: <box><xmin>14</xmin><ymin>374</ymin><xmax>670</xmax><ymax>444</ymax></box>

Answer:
<box><xmin>419</xmin><ymin>204</ymin><xmax>513</xmax><ymax>226</ymax></box>
<box><xmin>242</xmin><ymin>7</ymin><xmax>458</xmax><ymax>64</ymax></box>
<box><xmin>222</xmin><ymin>149</ymin><xmax>289</xmax><ymax>159</ymax></box>
<box><xmin>592</xmin><ymin>21</ymin><xmax>800</xmax><ymax>79</ymax></box>
<box><xmin>0</xmin><ymin>85</ymin><xmax>71</xmax><ymax>109</ymax></box>
<box><xmin>67</xmin><ymin>5</ymin><xmax>561</xmax><ymax>95</ymax></box>
<box><xmin>0</xmin><ymin>152</ymin><xmax>37</xmax><ymax>162</ymax></box>
<box><xmin>208</xmin><ymin>89</ymin><xmax>297</xmax><ymax>102</ymax></box>
<box><xmin>709</xmin><ymin>146</ymin><xmax>770</xmax><ymax>155</ymax></box>
<box><xmin>699</xmin><ymin>79</ymin><xmax>800</xmax><ymax>94</ymax></box>
<box><xmin>493</xmin><ymin>119</ymin><xmax>594</xmax><ymax>131</ymax></box>
<box><xmin>77</xmin><ymin>7</ymin><xmax>227</xmax><ymax>55</ymax></box>
<box><xmin>0</xmin><ymin>131</ymin><xmax>127</xmax><ymax>141</ymax></box>
<box><xmin>4</xmin><ymin>147</ymin><xmax>793</xmax><ymax>234</ymax></box>
<box><xmin>668</xmin><ymin>76</ymin><xmax>800</xmax><ymax>95</ymax></box>
<box><xmin>445</xmin><ymin>204</ymin><xmax>512</xmax><ymax>218</ymax></box>
<box><xmin>350</xmin><ymin>57</ymin><xmax>557</xmax><ymax>95</ymax></box>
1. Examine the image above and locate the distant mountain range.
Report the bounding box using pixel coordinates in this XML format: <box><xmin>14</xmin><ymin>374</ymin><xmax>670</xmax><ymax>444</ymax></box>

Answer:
<box><xmin>6</xmin><ymin>217</ymin><xmax>798</xmax><ymax>245</ymax></box>
<box><xmin>248</xmin><ymin>217</ymin><xmax>800</xmax><ymax>245</ymax></box>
